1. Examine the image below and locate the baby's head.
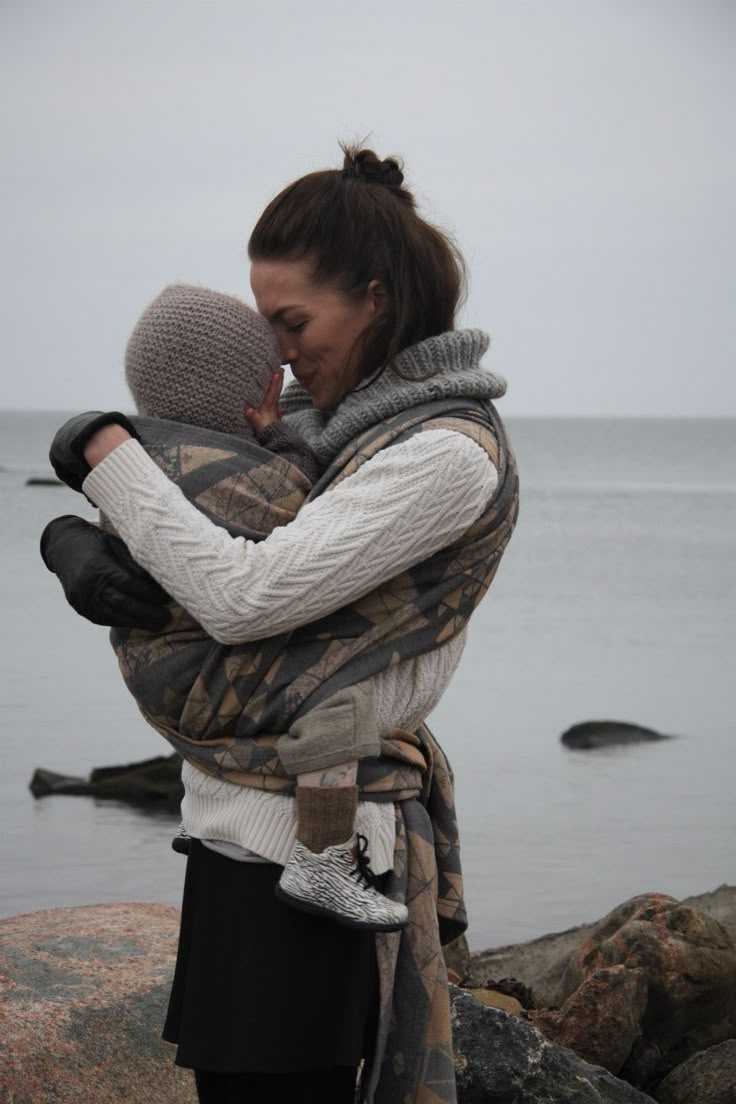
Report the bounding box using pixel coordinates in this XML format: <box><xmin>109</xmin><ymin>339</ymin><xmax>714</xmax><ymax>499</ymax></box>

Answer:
<box><xmin>125</xmin><ymin>284</ymin><xmax>281</xmax><ymax>436</ymax></box>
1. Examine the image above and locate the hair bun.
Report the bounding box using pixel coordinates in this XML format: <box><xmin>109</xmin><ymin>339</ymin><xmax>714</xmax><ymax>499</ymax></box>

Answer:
<box><xmin>342</xmin><ymin>146</ymin><xmax>404</xmax><ymax>189</ymax></box>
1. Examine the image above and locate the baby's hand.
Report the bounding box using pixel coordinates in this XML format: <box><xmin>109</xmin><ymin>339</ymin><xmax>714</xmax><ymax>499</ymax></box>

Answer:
<box><xmin>245</xmin><ymin>370</ymin><xmax>283</xmax><ymax>433</ymax></box>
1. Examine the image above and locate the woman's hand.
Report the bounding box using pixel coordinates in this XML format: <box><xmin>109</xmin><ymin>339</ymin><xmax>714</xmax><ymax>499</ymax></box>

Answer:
<box><xmin>244</xmin><ymin>370</ymin><xmax>283</xmax><ymax>434</ymax></box>
<box><xmin>50</xmin><ymin>411</ymin><xmax>138</xmax><ymax>492</ymax></box>
<box><xmin>40</xmin><ymin>515</ymin><xmax>171</xmax><ymax>630</ymax></box>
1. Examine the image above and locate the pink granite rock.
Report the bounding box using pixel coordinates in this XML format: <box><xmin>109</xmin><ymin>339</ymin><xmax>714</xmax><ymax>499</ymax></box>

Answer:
<box><xmin>0</xmin><ymin>902</ymin><xmax>195</xmax><ymax>1104</ymax></box>
<box><xmin>532</xmin><ymin>964</ymin><xmax>648</xmax><ymax>1074</ymax></box>
<box><xmin>558</xmin><ymin>893</ymin><xmax>736</xmax><ymax>1071</ymax></box>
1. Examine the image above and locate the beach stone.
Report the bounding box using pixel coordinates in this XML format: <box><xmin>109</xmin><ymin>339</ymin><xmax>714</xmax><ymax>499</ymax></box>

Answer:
<box><xmin>450</xmin><ymin>985</ymin><xmax>654</xmax><ymax>1103</ymax></box>
<box><xmin>0</xmin><ymin>902</ymin><xmax>195</xmax><ymax>1104</ymax></box>
<box><xmin>559</xmin><ymin>893</ymin><xmax>736</xmax><ymax>1070</ymax></box>
<box><xmin>466</xmin><ymin>987</ymin><xmax>524</xmax><ymax>1016</ymax></box>
<box><xmin>532</xmin><ymin>965</ymin><xmax>648</xmax><ymax>1074</ymax></box>
<box><xmin>655</xmin><ymin>1040</ymin><xmax>736</xmax><ymax>1104</ymax></box>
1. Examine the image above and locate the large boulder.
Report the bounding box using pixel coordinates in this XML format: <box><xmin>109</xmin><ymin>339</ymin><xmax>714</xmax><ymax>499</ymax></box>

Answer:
<box><xmin>655</xmin><ymin>1040</ymin><xmax>736</xmax><ymax>1104</ymax></box>
<box><xmin>450</xmin><ymin>986</ymin><xmax>654</xmax><ymax>1103</ymax></box>
<box><xmin>555</xmin><ymin>894</ymin><xmax>736</xmax><ymax>1076</ymax></box>
<box><xmin>0</xmin><ymin>902</ymin><xmax>195</xmax><ymax>1104</ymax></box>
<box><xmin>531</xmin><ymin>965</ymin><xmax>648</xmax><ymax>1075</ymax></box>
<box><xmin>465</xmin><ymin>885</ymin><xmax>736</xmax><ymax>1005</ymax></box>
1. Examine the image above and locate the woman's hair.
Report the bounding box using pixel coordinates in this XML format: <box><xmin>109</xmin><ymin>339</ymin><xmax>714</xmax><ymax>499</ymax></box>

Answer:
<box><xmin>248</xmin><ymin>144</ymin><xmax>466</xmax><ymax>380</ymax></box>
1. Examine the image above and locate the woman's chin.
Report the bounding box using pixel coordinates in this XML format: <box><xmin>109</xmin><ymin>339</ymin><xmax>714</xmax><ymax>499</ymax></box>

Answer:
<box><xmin>310</xmin><ymin>390</ymin><xmax>337</xmax><ymax>412</ymax></box>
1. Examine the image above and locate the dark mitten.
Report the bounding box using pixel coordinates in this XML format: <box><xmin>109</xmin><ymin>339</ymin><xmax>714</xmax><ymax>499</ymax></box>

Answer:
<box><xmin>49</xmin><ymin>411</ymin><xmax>139</xmax><ymax>493</ymax></box>
<box><xmin>40</xmin><ymin>515</ymin><xmax>170</xmax><ymax>630</ymax></box>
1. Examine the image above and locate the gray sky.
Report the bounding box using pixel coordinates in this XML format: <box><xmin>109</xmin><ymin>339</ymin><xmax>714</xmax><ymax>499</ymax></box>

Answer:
<box><xmin>2</xmin><ymin>0</ymin><xmax>734</xmax><ymax>416</ymax></box>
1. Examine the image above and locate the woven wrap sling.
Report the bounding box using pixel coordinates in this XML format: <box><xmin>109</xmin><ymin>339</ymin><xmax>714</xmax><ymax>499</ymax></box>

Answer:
<box><xmin>105</xmin><ymin>390</ymin><xmax>518</xmax><ymax>1103</ymax></box>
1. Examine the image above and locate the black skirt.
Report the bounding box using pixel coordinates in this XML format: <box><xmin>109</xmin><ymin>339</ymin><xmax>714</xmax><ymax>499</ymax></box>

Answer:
<box><xmin>163</xmin><ymin>841</ymin><xmax>379</xmax><ymax>1074</ymax></box>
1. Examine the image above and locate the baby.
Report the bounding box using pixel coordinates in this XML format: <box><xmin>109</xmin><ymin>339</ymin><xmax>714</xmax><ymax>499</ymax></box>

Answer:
<box><xmin>114</xmin><ymin>283</ymin><xmax>407</xmax><ymax>932</ymax></box>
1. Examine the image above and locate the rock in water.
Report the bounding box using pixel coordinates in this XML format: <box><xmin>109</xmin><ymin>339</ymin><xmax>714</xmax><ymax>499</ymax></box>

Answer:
<box><xmin>0</xmin><ymin>903</ymin><xmax>196</xmax><ymax>1104</ymax></box>
<box><xmin>450</xmin><ymin>986</ymin><xmax>654</xmax><ymax>1103</ymax></box>
<box><xmin>29</xmin><ymin>753</ymin><xmax>184</xmax><ymax>812</ymax></box>
<box><xmin>655</xmin><ymin>1040</ymin><xmax>736</xmax><ymax>1104</ymax></box>
<box><xmin>561</xmin><ymin>721</ymin><xmax>673</xmax><ymax>749</ymax></box>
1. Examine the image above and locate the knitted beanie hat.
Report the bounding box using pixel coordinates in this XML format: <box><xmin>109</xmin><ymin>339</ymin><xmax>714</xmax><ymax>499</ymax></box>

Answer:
<box><xmin>125</xmin><ymin>284</ymin><xmax>281</xmax><ymax>436</ymax></box>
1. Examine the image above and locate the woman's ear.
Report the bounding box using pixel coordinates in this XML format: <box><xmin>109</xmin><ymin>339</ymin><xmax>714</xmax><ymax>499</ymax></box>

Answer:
<box><xmin>366</xmin><ymin>279</ymin><xmax>387</xmax><ymax>318</ymax></box>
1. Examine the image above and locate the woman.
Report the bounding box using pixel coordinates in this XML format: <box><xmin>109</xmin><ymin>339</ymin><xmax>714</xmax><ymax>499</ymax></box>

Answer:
<box><xmin>43</xmin><ymin>146</ymin><xmax>518</xmax><ymax>1103</ymax></box>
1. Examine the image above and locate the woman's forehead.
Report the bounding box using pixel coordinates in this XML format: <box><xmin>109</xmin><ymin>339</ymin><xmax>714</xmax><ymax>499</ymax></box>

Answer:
<box><xmin>250</xmin><ymin>259</ymin><xmax>317</xmax><ymax>319</ymax></box>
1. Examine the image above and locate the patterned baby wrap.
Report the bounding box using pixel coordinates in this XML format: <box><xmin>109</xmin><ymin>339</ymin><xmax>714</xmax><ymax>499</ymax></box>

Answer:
<box><xmin>104</xmin><ymin>400</ymin><xmax>518</xmax><ymax>799</ymax></box>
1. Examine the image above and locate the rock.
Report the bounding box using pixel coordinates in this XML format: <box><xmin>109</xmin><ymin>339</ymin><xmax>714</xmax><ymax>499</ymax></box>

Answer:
<box><xmin>466</xmin><ymin>920</ymin><xmax>595</xmax><ymax>1006</ymax></box>
<box><xmin>682</xmin><ymin>884</ymin><xmax>736</xmax><ymax>931</ymax></box>
<box><xmin>29</xmin><ymin>753</ymin><xmax>184</xmax><ymax>812</ymax></box>
<box><xmin>466</xmin><ymin>988</ymin><xmax>524</xmax><ymax>1016</ymax></box>
<box><xmin>467</xmin><ymin>885</ymin><xmax>736</xmax><ymax>1010</ymax></box>
<box><xmin>450</xmin><ymin>985</ymin><xmax>654</xmax><ymax>1103</ymax></box>
<box><xmin>561</xmin><ymin>721</ymin><xmax>673</xmax><ymax>750</ymax></box>
<box><xmin>655</xmin><ymin>1040</ymin><xmax>736</xmax><ymax>1104</ymax></box>
<box><xmin>481</xmin><ymin>976</ymin><xmax>536</xmax><ymax>1010</ymax></box>
<box><xmin>532</xmin><ymin>965</ymin><xmax>648</xmax><ymax>1074</ymax></box>
<box><xmin>559</xmin><ymin>894</ymin><xmax>736</xmax><ymax>1072</ymax></box>
<box><xmin>0</xmin><ymin>902</ymin><xmax>195</xmax><ymax>1104</ymax></box>
<box><xmin>619</xmin><ymin>1038</ymin><xmax>668</xmax><ymax>1091</ymax></box>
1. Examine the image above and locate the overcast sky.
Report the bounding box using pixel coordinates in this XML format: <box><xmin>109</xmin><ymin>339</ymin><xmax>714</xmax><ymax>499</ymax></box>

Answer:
<box><xmin>2</xmin><ymin>0</ymin><xmax>734</xmax><ymax>416</ymax></box>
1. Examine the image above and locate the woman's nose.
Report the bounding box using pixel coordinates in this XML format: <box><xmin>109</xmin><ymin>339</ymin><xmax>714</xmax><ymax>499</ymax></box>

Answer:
<box><xmin>276</xmin><ymin>334</ymin><xmax>297</xmax><ymax>365</ymax></box>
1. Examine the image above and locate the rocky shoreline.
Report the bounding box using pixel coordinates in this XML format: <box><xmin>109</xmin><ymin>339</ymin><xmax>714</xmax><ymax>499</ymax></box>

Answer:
<box><xmin>447</xmin><ymin>885</ymin><xmax>736</xmax><ymax>1102</ymax></box>
<box><xmin>1</xmin><ymin>888</ymin><xmax>734</xmax><ymax>1103</ymax></box>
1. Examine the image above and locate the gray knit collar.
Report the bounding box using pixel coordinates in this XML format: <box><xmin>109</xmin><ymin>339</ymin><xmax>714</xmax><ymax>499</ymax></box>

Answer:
<box><xmin>279</xmin><ymin>329</ymin><xmax>505</xmax><ymax>464</ymax></box>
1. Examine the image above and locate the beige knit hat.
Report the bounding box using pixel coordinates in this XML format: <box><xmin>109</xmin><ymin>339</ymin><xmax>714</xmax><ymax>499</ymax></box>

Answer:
<box><xmin>125</xmin><ymin>284</ymin><xmax>281</xmax><ymax>436</ymax></box>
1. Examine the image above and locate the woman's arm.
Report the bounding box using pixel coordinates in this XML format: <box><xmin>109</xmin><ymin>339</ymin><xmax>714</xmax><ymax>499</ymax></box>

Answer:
<box><xmin>83</xmin><ymin>428</ymin><xmax>497</xmax><ymax>644</ymax></box>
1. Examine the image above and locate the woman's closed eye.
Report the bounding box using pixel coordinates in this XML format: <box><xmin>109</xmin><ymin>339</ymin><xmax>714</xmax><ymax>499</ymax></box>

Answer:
<box><xmin>285</xmin><ymin>319</ymin><xmax>307</xmax><ymax>334</ymax></box>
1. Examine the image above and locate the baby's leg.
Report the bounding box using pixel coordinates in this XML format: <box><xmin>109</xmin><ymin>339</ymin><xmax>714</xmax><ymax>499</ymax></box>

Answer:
<box><xmin>276</xmin><ymin>685</ymin><xmax>408</xmax><ymax>929</ymax></box>
<box><xmin>277</xmin><ymin>684</ymin><xmax>378</xmax><ymax>854</ymax></box>
<box><xmin>295</xmin><ymin>759</ymin><xmax>359</xmax><ymax>853</ymax></box>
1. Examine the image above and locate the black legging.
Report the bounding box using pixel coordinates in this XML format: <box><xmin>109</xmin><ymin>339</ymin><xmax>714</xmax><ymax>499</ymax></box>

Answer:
<box><xmin>194</xmin><ymin>1066</ymin><xmax>358</xmax><ymax>1103</ymax></box>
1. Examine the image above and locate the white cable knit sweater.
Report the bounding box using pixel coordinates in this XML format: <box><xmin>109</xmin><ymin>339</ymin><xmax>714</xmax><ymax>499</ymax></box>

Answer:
<box><xmin>84</xmin><ymin>426</ymin><xmax>498</xmax><ymax>869</ymax></box>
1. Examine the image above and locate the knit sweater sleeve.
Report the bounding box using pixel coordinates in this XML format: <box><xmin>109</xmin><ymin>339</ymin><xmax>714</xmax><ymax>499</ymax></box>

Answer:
<box><xmin>83</xmin><ymin>429</ymin><xmax>498</xmax><ymax>644</ymax></box>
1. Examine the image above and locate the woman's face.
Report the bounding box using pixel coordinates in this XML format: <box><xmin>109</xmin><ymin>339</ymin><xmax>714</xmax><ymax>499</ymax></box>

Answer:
<box><xmin>250</xmin><ymin>258</ymin><xmax>380</xmax><ymax>411</ymax></box>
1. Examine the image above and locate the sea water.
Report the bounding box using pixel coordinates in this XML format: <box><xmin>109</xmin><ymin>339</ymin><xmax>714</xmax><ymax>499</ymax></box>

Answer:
<box><xmin>1</xmin><ymin>412</ymin><xmax>734</xmax><ymax>947</ymax></box>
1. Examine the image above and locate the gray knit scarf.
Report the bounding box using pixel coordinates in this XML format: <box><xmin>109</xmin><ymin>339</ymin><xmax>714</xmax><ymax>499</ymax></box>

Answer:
<box><xmin>279</xmin><ymin>329</ymin><xmax>505</xmax><ymax>464</ymax></box>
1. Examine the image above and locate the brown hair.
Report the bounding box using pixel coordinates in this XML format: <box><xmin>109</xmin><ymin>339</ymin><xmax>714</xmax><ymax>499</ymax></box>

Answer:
<box><xmin>248</xmin><ymin>144</ymin><xmax>466</xmax><ymax>381</ymax></box>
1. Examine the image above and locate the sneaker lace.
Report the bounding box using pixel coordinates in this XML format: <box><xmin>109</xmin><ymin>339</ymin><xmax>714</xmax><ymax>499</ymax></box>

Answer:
<box><xmin>350</xmin><ymin>833</ymin><xmax>378</xmax><ymax>889</ymax></box>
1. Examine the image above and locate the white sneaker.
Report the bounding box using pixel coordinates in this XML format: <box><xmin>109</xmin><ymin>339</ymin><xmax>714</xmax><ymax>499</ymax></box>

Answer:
<box><xmin>275</xmin><ymin>833</ymin><xmax>409</xmax><ymax>932</ymax></box>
